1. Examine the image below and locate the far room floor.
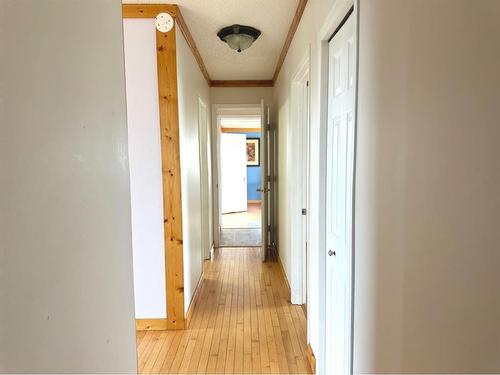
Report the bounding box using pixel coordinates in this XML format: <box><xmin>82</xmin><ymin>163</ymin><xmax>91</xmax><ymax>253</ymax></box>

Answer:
<box><xmin>221</xmin><ymin>201</ymin><xmax>261</xmax><ymax>228</ymax></box>
<box><xmin>220</xmin><ymin>202</ymin><xmax>261</xmax><ymax>247</ymax></box>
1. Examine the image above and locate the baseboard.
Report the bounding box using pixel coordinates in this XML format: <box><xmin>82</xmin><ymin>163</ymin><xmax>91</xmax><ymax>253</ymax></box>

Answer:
<box><xmin>185</xmin><ymin>267</ymin><xmax>205</xmax><ymax>328</ymax></box>
<box><xmin>136</xmin><ymin>318</ymin><xmax>168</xmax><ymax>331</ymax></box>
<box><xmin>277</xmin><ymin>255</ymin><xmax>292</xmax><ymax>300</ymax></box>
<box><xmin>306</xmin><ymin>343</ymin><xmax>316</xmax><ymax>373</ymax></box>
<box><xmin>209</xmin><ymin>242</ymin><xmax>215</xmax><ymax>260</ymax></box>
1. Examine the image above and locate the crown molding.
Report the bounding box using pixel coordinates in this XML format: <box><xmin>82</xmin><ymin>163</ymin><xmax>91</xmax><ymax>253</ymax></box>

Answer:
<box><xmin>174</xmin><ymin>5</ymin><xmax>211</xmax><ymax>84</ymax></box>
<box><xmin>122</xmin><ymin>4</ymin><xmax>177</xmax><ymax>18</ymax></box>
<box><xmin>210</xmin><ymin>80</ymin><xmax>274</xmax><ymax>88</ymax></box>
<box><xmin>272</xmin><ymin>0</ymin><xmax>308</xmax><ymax>82</ymax></box>
<box><xmin>123</xmin><ymin>2</ymin><xmax>310</xmax><ymax>87</ymax></box>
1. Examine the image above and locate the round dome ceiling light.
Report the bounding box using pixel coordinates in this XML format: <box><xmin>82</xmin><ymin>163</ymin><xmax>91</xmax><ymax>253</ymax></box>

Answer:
<box><xmin>217</xmin><ymin>24</ymin><xmax>261</xmax><ymax>53</ymax></box>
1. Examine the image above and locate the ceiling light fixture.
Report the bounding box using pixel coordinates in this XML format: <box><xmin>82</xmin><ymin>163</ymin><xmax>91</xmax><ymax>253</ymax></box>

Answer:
<box><xmin>217</xmin><ymin>24</ymin><xmax>261</xmax><ymax>53</ymax></box>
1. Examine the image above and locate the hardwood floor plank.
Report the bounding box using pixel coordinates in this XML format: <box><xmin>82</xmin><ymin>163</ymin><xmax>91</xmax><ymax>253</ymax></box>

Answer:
<box><xmin>150</xmin><ymin>331</ymin><xmax>176</xmax><ymax>374</ymax></box>
<box><xmin>159</xmin><ymin>331</ymin><xmax>183</xmax><ymax>373</ymax></box>
<box><xmin>136</xmin><ymin>247</ymin><xmax>311</xmax><ymax>374</ymax></box>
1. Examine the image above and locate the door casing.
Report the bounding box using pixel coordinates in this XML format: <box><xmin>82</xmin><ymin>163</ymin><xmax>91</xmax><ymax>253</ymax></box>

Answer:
<box><xmin>198</xmin><ymin>97</ymin><xmax>212</xmax><ymax>260</ymax></box>
<box><xmin>211</xmin><ymin>104</ymin><xmax>264</xmax><ymax>249</ymax></box>
<box><xmin>290</xmin><ymin>50</ymin><xmax>311</xmax><ymax>305</ymax></box>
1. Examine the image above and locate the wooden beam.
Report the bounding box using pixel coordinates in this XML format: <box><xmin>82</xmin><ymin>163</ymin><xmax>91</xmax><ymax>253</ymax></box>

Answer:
<box><xmin>221</xmin><ymin>127</ymin><xmax>261</xmax><ymax>133</ymax></box>
<box><xmin>174</xmin><ymin>6</ymin><xmax>211</xmax><ymax>84</ymax></box>
<box><xmin>156</xmin><ymin>24</ymin><xmax>185</xmax><ymax>330</ymax></box>
<box><xmin>123</xmin><ymin>3</ymin><xmax>186</xmax><ymax>331</ymax></box>
<box><xmin>210</xmin><ymin>80</ymin><xmax>274</xmax><ymax>88</ymax></box>
<box><xmin>122</xmin><ymin>4</ymin><xmax>177</xmax><ymax>18</ymax></box>
<box><xmin>272</xmin><ymin>0</ymin><xmax>308</xmax><ymax>82</ymax></box>
<box><xmin>124</xmin><ymin>4</ymin><xmax>211</xmax><ymax>86</ymax></box>
<box><xmin>136</xmin><ymin>318</ymin><xmax>168</xmax><ymax>331</ymax></box>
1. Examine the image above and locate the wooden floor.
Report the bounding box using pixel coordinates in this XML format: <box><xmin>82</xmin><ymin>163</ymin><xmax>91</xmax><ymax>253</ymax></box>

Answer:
<box><xmin>136</xmin><ymin>247</ymin><xmax>311</xmax><ymax>374</ymax></box>
<box><xmin>221</xmin><ymin>202</ymin><xmax>261</xmax><ymax>229</ymax></box>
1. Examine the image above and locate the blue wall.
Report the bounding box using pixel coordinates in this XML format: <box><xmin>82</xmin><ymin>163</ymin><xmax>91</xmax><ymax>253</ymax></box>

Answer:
<box><xmin>245</xmin><ymin>132</ymin><xmax>261</xmax><ymax>200</ymax></box>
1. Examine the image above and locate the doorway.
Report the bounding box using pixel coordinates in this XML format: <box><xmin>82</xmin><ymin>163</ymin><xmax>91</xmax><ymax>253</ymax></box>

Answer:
<box><xmin>212</xmin><ymin>103</ymin><xmax>271</xmax><ymax>255</ymax></box>
<box><xmin>216</xmin><ymin>106</ymin><xmax>263</xmax><ymax>247</ymax></box>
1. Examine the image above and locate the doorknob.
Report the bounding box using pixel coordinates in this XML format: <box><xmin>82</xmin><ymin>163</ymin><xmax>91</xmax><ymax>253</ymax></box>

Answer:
<box><xmin>328</xmin><ymin>250</ymin><xmax>336</xmax><ymax>256</ymax></box>
<box><xmin>256</xmin><ymin>187</ymin><xmax>270</xmax><ymax>193</ymax></box>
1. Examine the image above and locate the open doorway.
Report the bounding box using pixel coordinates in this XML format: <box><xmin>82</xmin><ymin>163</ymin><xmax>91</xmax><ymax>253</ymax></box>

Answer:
<box><xmin>217</xmin><ymin>108</ymin><xmax>263</xmax><ymax>247</ymax></box>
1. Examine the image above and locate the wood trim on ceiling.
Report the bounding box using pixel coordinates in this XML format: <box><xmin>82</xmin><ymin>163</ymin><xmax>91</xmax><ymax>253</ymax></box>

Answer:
<box><xmin>221</xmin><ymin>127</ymin><xmax>261</xmax><ymax>133</ymax></box>
<box><xmin>174</xmin><ymin>6</ymin><xmax>211</xmax><ymax>84</ymax></box>
<box><xmin>122</xmin><ymin>3</ymin><xmax>177</xmax><ymax>18</ymax></box>
<box><xmin>210</xmin><ymin>80</ymin><xmax>274</xmax><ymax>88</ymax></box>
<box><xmin>124</xmin><ymin>2</ymin><xmax>309</xmax><ymax>86</ymax></box>
<box><xmin>272</xmin><ymin>0</ymin><xmax>309</xmax><ymax>82</ymax></box>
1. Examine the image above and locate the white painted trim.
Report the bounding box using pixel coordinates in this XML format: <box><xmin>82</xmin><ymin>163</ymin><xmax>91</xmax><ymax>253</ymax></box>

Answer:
<box><xmin>209</xmin><ymin>241</ymin><xmax>215</xmax><ymax>260</ymax></box>
<box><xmin>314</xmin><ymin>1</ymin><xmax>355</xmax><ymax>374</ymax></box>
<box><xmin>290</xmin><ymin>48</ymin><xmax>311</xmax><ymax>305</ymax></box>
<box><xmin>198</xmin><ymin>97</ymin><xmax>211</xmax><ymax>261</ymax></box>
<box><xmin>211</xmin><ymin>103</ymin><xmax>262</xmax><ymax>248</ymax></box>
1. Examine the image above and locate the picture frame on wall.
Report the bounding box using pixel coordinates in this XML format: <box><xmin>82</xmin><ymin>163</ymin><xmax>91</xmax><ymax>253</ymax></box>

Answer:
<box><xmin>246</xmin><ymin>138</ymin><xmax>260</xmax><ymax>166</ymax></box>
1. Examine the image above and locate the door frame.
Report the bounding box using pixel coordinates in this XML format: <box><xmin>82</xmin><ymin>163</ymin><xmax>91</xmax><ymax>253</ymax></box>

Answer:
<box><xmin>210</xmin><ymin>103</ymin><xmax>263</xmax><ymax>249</ymax></box>
<box><xmin>197</xmin><ymin>97</ymin><xmax>212</xmax><ymax>261</ymax></box>
<box><xmin>316</xmin><ymin>0</ymin><xmax>357</xmax><ymax>373</ymax></box>
<box><xmin>290</xmin><ymin>49</ymin><xmax>311</xmax><ymax>305</ymax></box>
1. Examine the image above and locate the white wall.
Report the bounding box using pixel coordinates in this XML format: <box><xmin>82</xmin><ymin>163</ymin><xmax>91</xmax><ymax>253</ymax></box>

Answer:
<box><xmin>277</xmin><ymin>0</ymin><xmax>500</xmax><ymax>372</ymax></box>
<box><xmin>210</xmin><ymin>87</ymin><xmax>273</xmax><ymax>105</ymax></box>
<box><xmin>123</xmin><ymin>19</ymin><xmax>166</xmax><ymax>319</ymax></box>
<box><xmin>0</xmin><ymin>0</ymin><xmax>137</xmax><ymax>372</ymax></box>
<box><xmin>354</xmin><ymin>0</ymin><xmax>500</xmax><ymax>372</ymax></box>
<box><xmin>176</xmin><ymin>27</ymin><xmax>211</xmax><ymax>313</ymax></box>
<box><xmin>273</xmin><ymin>1</ymin><xmax>353</xmax><ymax>372</ymax></box>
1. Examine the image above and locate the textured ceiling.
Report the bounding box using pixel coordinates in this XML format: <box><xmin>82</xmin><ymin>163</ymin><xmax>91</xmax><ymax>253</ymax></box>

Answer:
<box><xmin>123</xmin><ymin>0</ymin><xmax>299</xmax><ymax>80</ymax></box>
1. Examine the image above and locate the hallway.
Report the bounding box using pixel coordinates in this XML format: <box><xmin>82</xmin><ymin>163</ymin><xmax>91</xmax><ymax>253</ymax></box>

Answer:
<box><xmin>136</xmin><ymin>247</ymin><xmax>311</xmax><ymax>374</ymax></box>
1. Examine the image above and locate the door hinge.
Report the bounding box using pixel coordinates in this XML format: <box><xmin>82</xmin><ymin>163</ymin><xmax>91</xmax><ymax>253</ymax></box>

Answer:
<box><xmin>306</xmin><ymin>80</ymin><xmax>309</xmax><ymax>87</ymax></box>
<box><xmin>266</xmin><ymin>124</ymin><xmax>271</xmax><ymax>131</ymax></box>
<box><xmin>302</xmin><ymin>208</ymin><xmax>307</xmax><ymax>215</ymax></box>
<box><xmin>267</xmin><ymin>225</ymin><xmax>271</xmax><ymax>232</ymax></box>
<box><xmin>266</xmin><ymin>175</ymin><xmax>271</xmax><ymax>183</ymax></box>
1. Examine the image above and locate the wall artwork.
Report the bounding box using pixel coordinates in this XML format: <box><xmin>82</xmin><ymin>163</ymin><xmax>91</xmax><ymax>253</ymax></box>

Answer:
<box><xmin>246</xmin><ymin>138</ymin><xmax>260</xmax><ymax>166</ymax></box>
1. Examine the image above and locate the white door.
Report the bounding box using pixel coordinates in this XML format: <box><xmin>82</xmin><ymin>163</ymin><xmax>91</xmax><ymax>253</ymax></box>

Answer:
<box><xmin>325</xmin><ymin>13</ymin><xmax>355</xmax><ymax>375</ymax></box>
<box><xmin>259</xmin><ymin>100</ymin><xmax>269</xmax><ymax>260</ymax></box>
<box><xmin>220</xmin><ymin>133</ymin><xmax>247</xmax><ymax>214</ymax></box>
